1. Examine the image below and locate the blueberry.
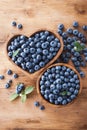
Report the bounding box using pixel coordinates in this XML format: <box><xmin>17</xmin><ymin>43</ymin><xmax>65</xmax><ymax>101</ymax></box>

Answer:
<box><xmin>41</xmin><ymin>42</ymin><xmax>48</xmax><ymax>49</ymax></box>
<box><xmin>8</xmin><ymin>79</ymin><xmax>12</xmax><ymax>84</ymax></box>
<box><xmin>34</xmin><ymin>65</ymin><xmax>40</xmax><ymax>71</ymax></box>
<box><xmin>45</xmin><ymin>89</ymin><xmax>50</xmax><ymax>95</ymax></box>
<box><xmin>70</xmin><ymin>94</ymin><xmax>76</xmax><ymax>100</ymax></box>
<box><xmin>67</xmin><ymin>98</ymin><xmax>71</xmax><ymax>103</ymax></box>
<box><xmin>80</xmin><ymin>61</ymin><xmax>86</xmax><ymax>67</ymax></box>
<box><xmin>62</xmin><ymin>83</ymin><xmax>67</xmax><ymax>89</ymax></box>
<box><xmin>0</xmin><ymin>75</ymin><xmax>4</xmax><ymax>80</ymax></box>
<box><xmin>78</xmin><ymin>32</ymin><xmax>84</xmax><ymax>38</ymax></box>
<box><xmin>74</xmin><ymin>89</ymin><xmax>79</xmax><ymax>95</ymax></box>
<box><xmin>73</xmin><ymin>29</ymin><xmax>79</xmax><ymax>36</ymax></box>
<box><xmin>80</xmin><ymin>71</ymin><xmax>85</xmax><ymax>78</ymax></box>
<box><xmin>44</xmin><ymin>94</ymin><xmax>49</xmax><ymax>99</ymax></box>
<box><xmin>73</xmin><ymin>74</ymin><xmax>78</xmax><ymax>79</ymax></box>
<box><xmin>5</xmin><ymin>83</ymin><xmax>10</xmax><ymax>88</ymax></box>
<box><xmin>39</xmin><ymin>62</ymin><xmax>45</xmax><ymax>67</ymax></box>
<box><xmin>50</xmin><ymin>41</ymin><xmax>57</xmax><ymax>47</ymax></box>
<box><xmin>57</xmin><ymin>29</ymin><xmax>63</xmax><ymax>35</ymax></box>
<box><xmin>57</xmin><ymin>97</ymin><xmax>63</xmax><ymax>103</ymax></box>
<box><xmin>11</xmin><ymin>21</ymin><xmax>16</xmax><ymax>26</ymax></box>
<box><xmin>81</xmin><ymin>37</ymin><xmax>86</xmax><ymax>43</ymax></box>
<box><xmin>16</xmin><ymin>83</ymin><xmax>24</xmax><ymax>94</ymax></box>
<box><xmin>62</xmin><ymin>100</ymin><xmax>67</xmax><ymax>105</ymax></box>
<box><xmin>49</xmin><ymin>94</ymin><xmax>54</xmax><ymax>99</ymax></box>
<box><xmin>17</xmin><ymin>57</ymin><xmax>23</xmax><ymax>63</ymax></box>
<box><xmin>62</xmin><ymin>32</ymin><xmax>68</xmax><ymax>39</ymax></box>
<box><xmin>85</xmin><ymin>57</ymin><xmax>87</xmax><ymax>62</ymax></box>
<box><xmin>58</xmin><ymin>24</ymin><xmax>64</xmax><ymax>30</ymax></box>
<box><xmin>8</xmin><ymin>52</ymin><xmax>13</xmax><ymax>57</ymax></box>
<box><xmin>17</xmin><ymin>24</ymin><xmax>23</xmax><ymax>29</ymax></box>
<box><xmin>30</xmin><ymin>48</ymin><xmax>35</xmax><ymax>54</ymax></box>
<box><xmin>20</xmin><ymin>52</ymin><xmax>26</xmax><ymax>58</ymax></box>
<box><xmin>40</xmin><ymin>105</ymin><xmax>45</xmax><ymax>110</ymax></box>
<box><xmin>41</xmin><ymin>90</ymin><xmax>45</xmax><ymax>95</ymax></box>
<box><xmin>76</xmin><ymin>84</ymin><xmax>80</xmax><ymax>90</ymax></box>
<box><xmin>64</xmin><ymin>72</ymin><xmax>69</xmax><ymax>76</ymax></box>
<box><xmin>13</xmin><ymin>73</ymin><xmax>19</xmax><ymax>78</ymax></box>
<box><xmin>44</xmin><ymin>31</ymin><xmax>49</xmax><ymax>36</ymax></box>
<box><xmin>73</xmin><ymin>52</ymin><xmax>80</xmax><ymax>57</ymax></box>
<box><xmin>73</xmin><ymin>21</ymin><xmax>79</xmax><ymax>27</ymax></box>
<box><xmin>67</xmin><ymin>28</ymin><xmax>73</xmax><ymax>34</ymax></box>
<box><xmin>43</xmin><ymin>49</ymin><xmax>48</xmax><ymax>55</ymax></box>
<box><xmin>45</xmin><ymin>81</ymin><xmax>50</xmax><ymax>87</ymax></box>
<box><xmin>82</xmin><ymin>25</ymin><xmax>87</xmax><ymax>31</ymax></box>
<box><xmin>67</xmin><ymin>37</ymin><xmax>72</xmax><ymax>43</ymax></box>
<box><xmin>23</xmin><ymin>48</ymin><xmax>30</xmax><ymax>54</ymax></box>
<box><xmin>70</xmin><ymin>78</ymin><xmax>75</xmax><ymax>83</ymax></box>
<box><xmin>26</xmin><ymin>62</ymin><xmax>32</xmax><ymax>69</ymax></box>
<box><xmin>69</xmin><ymin>87</ymin><xmax>74</xmax><ymax>92</ymax></box>
<box><xmin>55</xmin><ymin>100</ymin><xmax>59</xmax><ymax>105</ymax></box>
<box><xmin>34</xmin><ymin>101</ymin><xmax>40</xmax><ymax>107</ymax></box>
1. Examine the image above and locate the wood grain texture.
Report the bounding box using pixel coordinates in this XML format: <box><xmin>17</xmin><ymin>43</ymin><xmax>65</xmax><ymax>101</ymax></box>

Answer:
<box><xmin>0</xmin><ymin>0</ymin><xmax>87</xmax><ymax>130</ymax></box>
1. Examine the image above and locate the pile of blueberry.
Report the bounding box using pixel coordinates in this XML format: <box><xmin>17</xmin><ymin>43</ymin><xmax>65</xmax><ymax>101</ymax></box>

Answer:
<box><xmin>57</xmin><ymin>21</ymin><xmax>87</xmax><ymax>78</ymax></box>
<box><xmin>40</xmin><ymin>65</ymin><xmax>80</xmax><ymax>105</ymax></box>
<box><xmin>8</xmin><ymin>31</ymin><xmax>61</xmax><ymax>73</ymax></box>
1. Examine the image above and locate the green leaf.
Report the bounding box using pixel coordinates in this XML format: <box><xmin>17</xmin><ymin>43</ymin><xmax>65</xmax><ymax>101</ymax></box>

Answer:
<box><xmin>10</xmin><ymin>93</ymin><xmax>19</xmax><ymax>101</ymax></box>
<box><xmin>60</xmin><ymin>91</ymin><xmax>67</xmax><ymax>96</ymax></box>
<box><xmin>24</xmin><ymin>86</ymin><xmax>34</xmax><ymax>95</ymax></box>
<box><xmin>74</xmin><ymin>41</ymin><xmax>85</xmax><ymax>52</ymax></box>
<box><xmin>21</xmin><ymin>94</ymin><xmax>26</xmax><ymax>103</ymax></box>
<box><xmin>12</xmin><ymin>50</ymin><xmax>19</xmax><ymax>57</ymax></box>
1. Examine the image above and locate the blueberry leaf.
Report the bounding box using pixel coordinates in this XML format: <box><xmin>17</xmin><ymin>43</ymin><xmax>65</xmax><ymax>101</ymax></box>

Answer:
<box><xmin>24</xmin><ymin>86</ymin><xmax>34</xmax><ymax>95</ymax></box>
<box><xmin>10</xmin><ymin>93</ymin><xmax>19</xmax><ymax>101</ymax></box>
<box><xmin>60</xmin><ymin>91</ymin><xmax>67</xmax><ymax>96</ymax></box>
<box><xmin>21</xmin><ymin>94</ymin><xmax>26</xmax><ymax>103</ymax></box>
<box><xmin>74</xmin><ymin>41</ymin><xmax>85</xmax><ymax>52</ymax></box>
<box><xmin>13</xmin><ymin>49</ymin><xmax>19</xmax><ymax>57</ymax></box>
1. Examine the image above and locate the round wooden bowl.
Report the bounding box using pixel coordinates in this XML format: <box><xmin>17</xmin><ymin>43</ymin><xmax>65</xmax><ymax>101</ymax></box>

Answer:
<box><xmin>6</xmin><ymin>29</ymin><xmax>63</xmax><ymax>78</ymax></box>
<box><xmin>36</xmin><ymin>63</ymin><xmax>82</xmax><ymax>107</ymax></box>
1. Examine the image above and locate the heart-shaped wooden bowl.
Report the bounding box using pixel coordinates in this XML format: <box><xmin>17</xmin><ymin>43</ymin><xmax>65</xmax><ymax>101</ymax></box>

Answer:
<box><xmin>36</xmin><ymin>63</ymin><xmax>82</xmax><ymax>107</ymax></box>
<box><xmin>6</xmin><ymin>29</ymin><xmax>63</xmax><ymax>78</ymax></box>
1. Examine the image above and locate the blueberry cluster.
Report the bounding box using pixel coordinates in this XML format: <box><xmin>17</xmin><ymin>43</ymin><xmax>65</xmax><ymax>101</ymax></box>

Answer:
<box><xmin>16</xmin><ymin>83</ymin><xmax>25</xmax><ymax>94</ymax></box>
<box><xmin>57</xmin><ymin>22</ymin><xmax>87</xmax><ymax>77</ymax></box>
<box><xmin>8</xmin><ymin>31</ymin><xmax>61</xmax><ymax>73</ymax></box>
<box><xmin>40</xmin><ymin>65</ymin><xmax>80</xmax><ymax>105</ymax></box>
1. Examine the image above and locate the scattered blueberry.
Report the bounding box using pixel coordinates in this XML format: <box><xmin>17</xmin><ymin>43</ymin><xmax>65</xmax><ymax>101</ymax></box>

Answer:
<box><xmin>7</xmin><ymin>69</ymin><xmax>12</xmax><ymax>75</ymax></box>
<box><xmin>17</xmin><ymin>24</ymin><xmax>23</xmax><ymax>29</ymax></box>
<box><xmin>16</xmin><ymin>83</ymin><xmax>24</xmax><ymax>94</ymax></box>
<box><xmin>34</xmin><ymin>101</ymin><xmax>40</xmax><ymax>107</ymax></box>
<box><xmin>8</xmin><ymin>79</ymin><xmax>12</xmax><ymax>84</ymax></box>
<box><xmin>5</xmin><ymin>83</ymin><xmax>10</xmax><ymax>89</ymax></box>
<box><xmin>39</xmin><ymin>105</ymin><xmax>45</xmax><ymax>110</ymax></box>
<box><xmin>13</xmin><ymin>73</ymin><xmax>19</xmax><ymax>79</ymax></box>
<box><xmin>73</xmin><ymin>21</ymin><xmax>79</xmax><ymax>27</ymax></box>
<box><xmin>11</xmin><ymin>21</ymin><xmax>16</xmax><ymax>26</ymax></box>
<box><xmin>0</xmin><ymin>75</ymin><xmax>4</xmax><ymax>80</ymax></box>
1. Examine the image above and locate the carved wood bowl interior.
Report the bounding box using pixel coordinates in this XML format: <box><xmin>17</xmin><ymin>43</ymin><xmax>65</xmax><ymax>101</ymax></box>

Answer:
<box><xmin>36</xmin><ymin>63</ymin><xmax>82</xmax><ymax>107</ymax></box>
<box><xmin>6</xmin><ymin>29</ymin><xmax>64</xmax><ymax>78</ymax></box>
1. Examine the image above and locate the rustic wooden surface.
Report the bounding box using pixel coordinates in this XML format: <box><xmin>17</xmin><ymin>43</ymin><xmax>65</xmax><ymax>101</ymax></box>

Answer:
<box><xmin>0</xmin><ymin>0</ymin><xmax>87</xmax><ymax>129</ymax></box>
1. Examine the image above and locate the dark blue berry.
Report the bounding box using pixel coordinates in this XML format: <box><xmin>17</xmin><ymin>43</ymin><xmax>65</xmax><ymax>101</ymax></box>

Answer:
<box><xmin>40</xmin><ymin>105</ymin><xmax>45</xmax><ymax>110</ymax></box>
<box><xmin>13</xmin><ymin>73</ymin><xmax>19</xmax><ymax>78</ymax></box>
<box><xmin>11</xmin><ymin>21</ymin><xmax>16</xmax><ymax>26</ymax></box>
<box><xmin>73</xmin><ymin>21</ymin><xmax>79</xmax><ymax>27</ymax></box>
<box><xmin>5</xmin><ymin>83</ymin><xmax>10</xmax><ymax>88</ymax></box>
<box><xmin>0</xmin><ymin>75</ymin><xmax>4</xmax><ymax>80</ymax></box>
<box><xmin>34</xmin><ymin>101</ymin><xmax>40</xmax><ymax>107</ymax></box>
<box><xmin>17</xmin><ymin>24</ymin><xmax>23</xmax><ymax>29</ymax></box>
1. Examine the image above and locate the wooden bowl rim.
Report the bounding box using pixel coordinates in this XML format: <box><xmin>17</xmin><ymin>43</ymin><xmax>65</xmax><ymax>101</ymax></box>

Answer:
<box><xmin>36</xmin><ymin>63</ymin><xmax>82</xmax><ymax>108</ymax></box>
<box><xmin>6</xmin><ymin>29</ymin><xmax>64</xmax><ymax>77</ymax></box>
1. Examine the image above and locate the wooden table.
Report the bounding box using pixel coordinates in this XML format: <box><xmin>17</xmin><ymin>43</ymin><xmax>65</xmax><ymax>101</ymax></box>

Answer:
<box><xmin>0</xmin><ymin>0</ymin><xmax>87</xmax><ymax>129</ymax></box>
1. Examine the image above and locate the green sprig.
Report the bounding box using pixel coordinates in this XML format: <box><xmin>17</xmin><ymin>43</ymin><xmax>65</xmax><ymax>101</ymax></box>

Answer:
<box><xmin>74</xmin><ymin>41</ymin><xmax>85</xmax><ymax>52</ymax></box>
<box><xmin>10</xmin><ymin>85</ymin><xmax>34</xmax><ymax>103</ymax></box>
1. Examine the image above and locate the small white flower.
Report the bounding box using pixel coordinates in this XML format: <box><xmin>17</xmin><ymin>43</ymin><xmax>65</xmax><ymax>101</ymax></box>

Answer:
<box><xmin>74</xmin><ymin>46</ymin><xmax>77</xmax><ymax>50</ymax></box>
<box><xmin>19</xmin><ymin>94</ymin><xmax>22</xmax><ymax>97</ymax></box>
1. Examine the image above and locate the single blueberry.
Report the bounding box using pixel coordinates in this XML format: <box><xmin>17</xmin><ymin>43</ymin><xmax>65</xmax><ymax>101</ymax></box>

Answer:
<box><xmin>73</xmin><ymin>21</ymin><xmax>79</xmax><ymax>27</ymax></box>
<box><xmin>5</xmin><ymin>83</ymin><xmax>10</xmax><ymax>89</ymax></box>
<box><xmin>34</xmin><ymin>101</ymin><xmax>40</xmax><ymax>107</ymax></box>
